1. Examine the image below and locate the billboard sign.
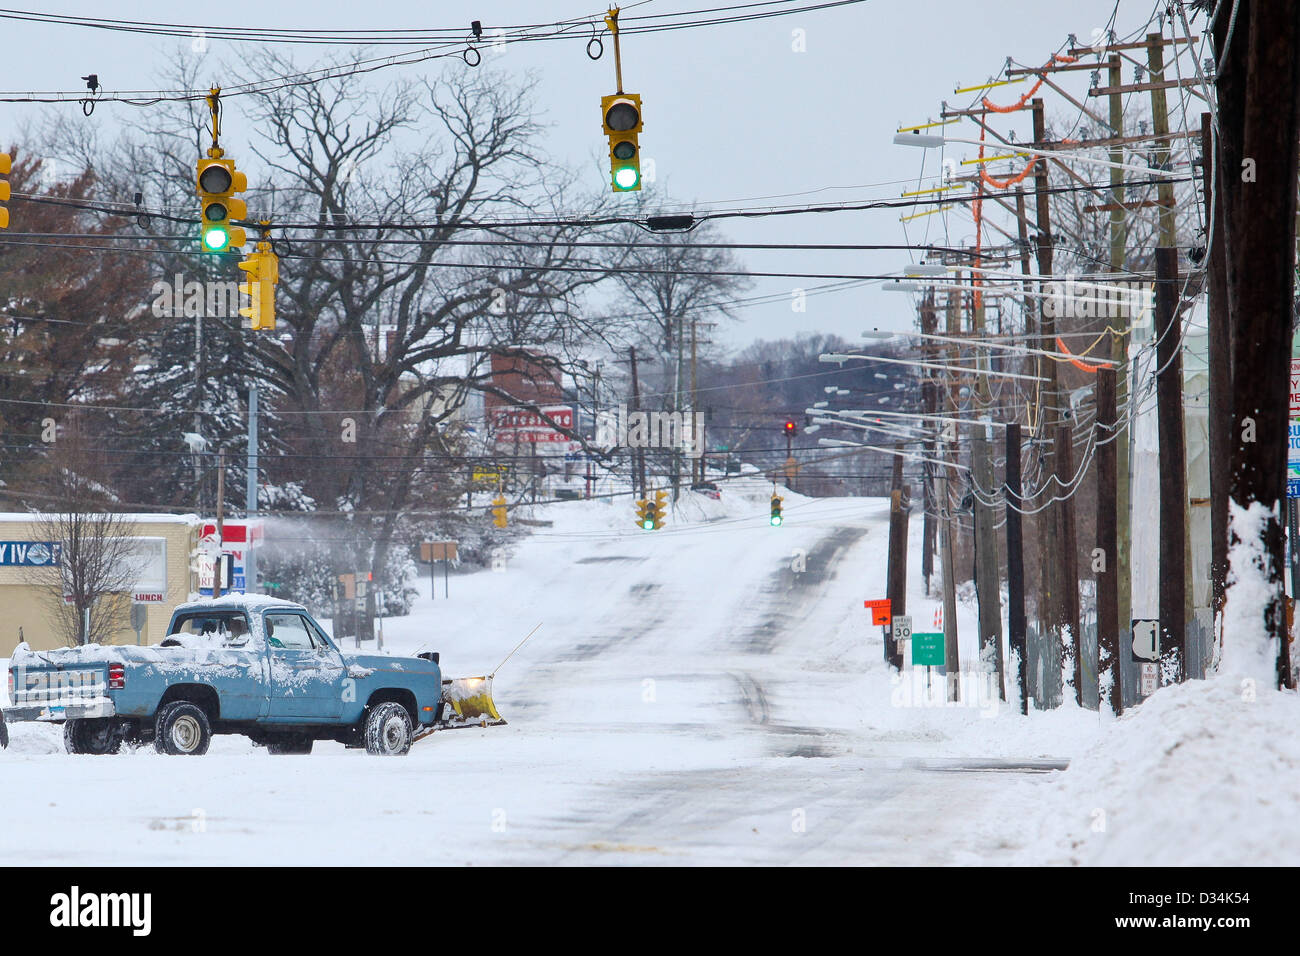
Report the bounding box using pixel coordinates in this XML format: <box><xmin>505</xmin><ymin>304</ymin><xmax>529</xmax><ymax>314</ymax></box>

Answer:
<box><xmin>0</xmin><ymin>541</ymin><xmax>60</xmax><ymax>566</ymax></box>
<box><xmin>491</xmin><ymin>404</ymin><xmax>575</xmax><ymax>445</ymax></box>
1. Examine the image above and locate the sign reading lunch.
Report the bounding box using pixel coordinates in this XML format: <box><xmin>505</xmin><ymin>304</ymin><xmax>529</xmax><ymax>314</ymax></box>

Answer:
<box><xmin>0</xmin><ymin>541</ymin><xmax>61</xmax><ymax>566</ymax></box>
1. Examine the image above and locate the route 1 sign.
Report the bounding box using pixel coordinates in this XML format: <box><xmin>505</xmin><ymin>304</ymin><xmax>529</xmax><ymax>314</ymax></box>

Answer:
<box><xmin>1131</xmin><ymin>618</ymin><xmax>1159</xmax><ymax>662</ymax></box>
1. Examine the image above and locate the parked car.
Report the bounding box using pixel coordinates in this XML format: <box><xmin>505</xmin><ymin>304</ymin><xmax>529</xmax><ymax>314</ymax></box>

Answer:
<box><xmin>690</xmin><ymin>481</ymin><xmax>722</xmax><ymax>500</ymax></box>
<box><xmin>2</xmin><ymin>595</ymin><xmax>447</xmax><ymax>756</ymax></box>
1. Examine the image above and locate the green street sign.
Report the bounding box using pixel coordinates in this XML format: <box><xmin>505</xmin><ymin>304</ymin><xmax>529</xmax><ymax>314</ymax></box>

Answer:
<box><xmin>911</xmin><ymin>631</ymin><xmax>945</xmax><ymax>667</ymax></box>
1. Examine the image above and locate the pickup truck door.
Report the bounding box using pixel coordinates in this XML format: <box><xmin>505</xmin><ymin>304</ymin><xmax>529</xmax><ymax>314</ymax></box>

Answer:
<box><xmin>263</xmin><ymin>611</ymin><xmax>345</xmax><ymax>720</ymax></box>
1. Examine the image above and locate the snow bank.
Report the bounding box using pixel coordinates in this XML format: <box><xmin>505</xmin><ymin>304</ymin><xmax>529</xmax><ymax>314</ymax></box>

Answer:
<box><xmin>1012</xmin><ymin>673</ymin><xmax>1300</xmax><ymax>865</ymax></box>
<box><xmin>1220</xmin><ymin>500</ymin><xmax>1284</xmax><ymax>682</ymax></box>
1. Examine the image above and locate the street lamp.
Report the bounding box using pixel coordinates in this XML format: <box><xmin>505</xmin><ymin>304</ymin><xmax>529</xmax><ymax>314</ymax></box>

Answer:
<box><xmin>861</xmin><ymin>327</ymin><xmax>1117</xmax><ymax>368</ymax></box>
<box><xmin>892</xmin><ymin>131</ymin><xmax>1184</xmax><ymax>179</ymax></box>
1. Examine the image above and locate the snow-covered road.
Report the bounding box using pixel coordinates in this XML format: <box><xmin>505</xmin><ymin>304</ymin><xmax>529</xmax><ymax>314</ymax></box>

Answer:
<box><xmin>1</xmin><ymin>486</ymin><xmax>1090</xmax><ymax>865</ymax></box>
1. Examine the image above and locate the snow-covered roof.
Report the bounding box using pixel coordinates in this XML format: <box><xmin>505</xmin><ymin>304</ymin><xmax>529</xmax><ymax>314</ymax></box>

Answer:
<box><xmin>174</xmin><ymin>594</ymin><xmax>305</xmax><ymax>613</ymax></box>
<box><xmin>0</xmin><ymin>512</ymin><xmax>201</xmax><ymax>525</ymax></box>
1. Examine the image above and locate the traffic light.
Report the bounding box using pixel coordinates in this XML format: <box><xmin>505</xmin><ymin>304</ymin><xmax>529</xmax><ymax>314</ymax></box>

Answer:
<box><xmin>492</xmin><ymin>494</ymin><xmax>508</xmax><ymax>529</ymax></box>
<box><xmin>196</xmin><ymin>154</ymin><xmax>247</xmax><ymax>253</ymax></box>
<box><xmin>601</xmin><ymin>92</ymin><xmax>643</xmax><ymax>192</ymax></box>
<box><xmin>636</xmin><ymin>490</ymin><xmax>667</xmax><ymax>530</ymax></box>
<box><xmin>770</xmin><ymin>494</ymin><xmax>784</xmax><ymax>527</ymax></box>
<box><xmin>0</xmin><ymin>152</ymin><xmax>10</xmax><ymax>229</ymax></box>
<box><xmin>237</xmin><ymin>240</ymin><xmax>279</xmax><ymax>331</ymax></box>
<box><xmin>650</xmin><ymin>489</ymin><xmax>667</xmax><ymax>529</ymax></box>
<box><xmin>783</xmin><ymin>420</ymin><xmax>797</xmax><ymax>437</ymax></box>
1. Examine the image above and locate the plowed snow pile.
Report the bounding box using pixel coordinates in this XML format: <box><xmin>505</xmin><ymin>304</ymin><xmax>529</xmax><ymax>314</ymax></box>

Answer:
<box><xmin>1013</xmin><ymin>672</ymin><xmax>1300</xmax><ymax>865</ymax></box>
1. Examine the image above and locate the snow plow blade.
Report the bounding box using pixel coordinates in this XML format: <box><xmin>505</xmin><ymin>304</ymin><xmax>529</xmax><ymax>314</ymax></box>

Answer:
<box><xmin>440</xmin><ymin>676</ymin><xmax>507</xmax><ymax>729</ymax></box>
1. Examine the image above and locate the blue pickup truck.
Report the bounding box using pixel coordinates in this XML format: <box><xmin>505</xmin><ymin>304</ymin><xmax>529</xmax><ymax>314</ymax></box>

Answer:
<box><xmin>1</xmin><ymin>595</ymin><xmax>455</xmax><ymax>756</ymax></box>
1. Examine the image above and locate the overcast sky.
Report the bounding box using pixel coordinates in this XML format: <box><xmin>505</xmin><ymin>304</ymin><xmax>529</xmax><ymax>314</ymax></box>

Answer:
<box><xmin>0</xmin><ymin>0</ymin><xmax>1155</xmax><ymax>353</ymax></box>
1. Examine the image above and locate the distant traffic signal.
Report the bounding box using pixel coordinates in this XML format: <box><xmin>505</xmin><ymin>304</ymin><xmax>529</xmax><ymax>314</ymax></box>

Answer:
<box><xmin>492</xmin><ymin>495</ymin><xmax>508</xmax><ymax>529</ymax></box>
<box><xmin>196</xmin><ymin>154</ymin><xmax>247</xmax><ymax>252</ymax></box>
<box><xmin>636</xmin><ymin>490</ymin><xmax>667</xmax><ymax>530</ymax></box>
<box><xmin>601</xmin><ymin>92</ymin><xmax>643</xmax><ymax>192</ymax></box>
<box><xmin>770</xmin><ymin>494</ymin><xmax>784</xmax><ymax>527</ymax></box>
<box><xmin>237</xmin><ymin>239</ymin><xmax>278</xmax><ymax>331</ymax></box>
<box><xmin>783</xmin><ymin>420</ymin><xmax>797</xmax><ymax>437</ymax></box>
<box><xmin>0</xmin><ymin>152</ymin><xmax>10</xmax><ymax>229</ymax></box>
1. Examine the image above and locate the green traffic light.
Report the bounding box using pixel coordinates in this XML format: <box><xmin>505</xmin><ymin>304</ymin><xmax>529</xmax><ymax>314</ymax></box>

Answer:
<box><xmin>641</xmin><ymin>518</ymin><xmax>655</xmax><ymax>530</ymax></box>
<box><xmin>614</xmin><ymin>165</ymin><xmax>640</xmax><ymax>190</ymax></box>
<box><xmin>203</xmin><ymin>225</ymin><xmax>229</xmax><ymax>251</ymax></box>
<box><xmin>770</xmin><ymin>514</ymin><xmax>783</xmax><ymax>526</ymax></box>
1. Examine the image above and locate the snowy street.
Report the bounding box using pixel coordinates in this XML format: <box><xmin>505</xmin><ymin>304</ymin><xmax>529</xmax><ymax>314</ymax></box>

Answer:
<box><xmin>2</xmin><ymin>489</ymin><xmax>1085</xmax><ymax>866</ymax></box>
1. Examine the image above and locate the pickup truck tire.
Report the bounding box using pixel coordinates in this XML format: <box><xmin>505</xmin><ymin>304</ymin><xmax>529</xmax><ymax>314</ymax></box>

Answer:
<box><xmin>154</xmin><ymin>701</ymin><xmax>212</xmax><ymax>756</ymax></box>
<box><xmin>364</xmin><ymin>702</ymin><xmax>413</xmax><ymax>756</ymax></box>
<box><xmin>266</xmin><ymin>733</ymin><xmax>314</xmax><ymax>755</ymax></box>
<box><xmin>63</xmin><ymin>718</ymin><xmax>123</xmax><ymax>755</ymax></box>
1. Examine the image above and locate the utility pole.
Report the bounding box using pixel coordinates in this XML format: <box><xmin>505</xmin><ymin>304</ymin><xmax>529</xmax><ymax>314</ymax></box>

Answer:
<box><xmin>1215</xmin><ymin>1</ymin><xmax>1299</xmax><ymax>688</ymax></box>
<box><xmin>213</xmin><ymin>450</ymin><xmax>226</xmax><ymax>599</ymax></box>
<box><xmin>690</xmin><ymin>316</ymin><xmax>700</xmax><ymax>485</ymax></box>
<box><xmin>246</xmin><ymin>387</ymin><xmax>258</xmax><ymax>595</ymax></box>
<box><xmin>1148</xmin><ymin>32</ymin><xmax>1197</xmax><ymax>655</ymax></box>
<box><xmin>1201</xmin><ymin>112</ymin><xmax>1231</xmax><ymax>623</ymax></box>
<box><xmin>629</xmin><ymin>346</ymin><xmax>646</xmax><ymax>499</ymax></box>
<box><xmin>1005</xmin><ymin>422</ymin><xmax>1028</xmax><ymax>714</ymax></box>
<box><xmin>969</xmin><ymin>246</ymin><xmax>1004</xmax><ymax>695</ymax></box>
<box><xmin>885</xmin><ymin>459</ymin><xmax>909</xmax><ymax>671</ymax></box>
<box><xmin>1096</xmin><ymin>365</ymin><xmax>1121</xmax><ymax>714</ymax></box>
<box><xmin>1055</xmin><ymin>420</ymin><xmax>1082</xmax><ymax>703</ymax></box>
<box><xmin>971</xmin><ymin>430</ymin><xmax>1003</xmax><ymax>696</ymax></box>
<box><xmin>193</xmin><ymin>301</ymin><xmax>204</xmax><ymax>513</ymax></box>
<box><xmin>1107</xmin><ymin>53</ymin><xmax>1133</xmax><ymax>650</ymax></box>
<box><xmin>941</xmin><ymin>290</ymin><xmax>960</xmax><ymax>702</ymax></box>
<box><xmin>1154</xmin><ymin>247</ymin><xmax>1187</xmax><ymax>684</ymax></box>
<box><xmin>672</xmin><ymin>315</ymin><xmax>684</xmax><ymax>501</ymax></box>
<box><xmin>1032</xmin><ymin>97</ymin><xmax>1080</xmax><ymax>701</ymax></box>
<box><xmin>939</xmin><ymin>458</ymin><xmax>960</xmax><ymax>703</ymax></box>
<box><xmin>920</xmin><ymin>294</ymin><xmax>938</xmax><ymax>594</ymax></box>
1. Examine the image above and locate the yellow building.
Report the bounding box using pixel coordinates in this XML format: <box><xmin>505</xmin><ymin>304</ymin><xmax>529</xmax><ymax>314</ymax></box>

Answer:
<box><xmin>0</xmin><ymin>514</ymin><xmax>201</xmax><ymax>654</ymax></box>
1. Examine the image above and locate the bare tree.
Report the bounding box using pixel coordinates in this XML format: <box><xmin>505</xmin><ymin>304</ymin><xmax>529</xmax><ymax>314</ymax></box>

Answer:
<box><xmin>31</xmin><ymin>420</ymin><xmax>141</xmax><ymax>646</ymax></box>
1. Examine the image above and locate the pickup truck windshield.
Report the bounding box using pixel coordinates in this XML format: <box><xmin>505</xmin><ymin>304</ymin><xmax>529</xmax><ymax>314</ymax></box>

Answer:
<box><xmin>170</xmin><ymin>610</ymin><xmax>253</xmax><ymax>644</ymax></box>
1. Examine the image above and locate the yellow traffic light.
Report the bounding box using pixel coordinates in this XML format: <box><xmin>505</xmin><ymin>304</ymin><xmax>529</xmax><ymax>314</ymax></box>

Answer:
<box><xmin>637</xmin><ymin>488</ymin><xmax>667</xmax><ymax>530</ymax></box>
<box><xmin>237</xmin><ymin>240</ymin><xmax>278</xmax><ymax>331</ymax></box>
<box><xmin>0</xmin><ymin>152</ymin><xmax>11</xmax><ymax>229</ymax></box>
<box><xmin>197</xmin><ymin>154</ymin><xmax>247</xmax><ymax>253</ymax></box>
<box><xmin>770</xmin><ymin>494</ymin><xmax>784</xmax><ymax>527</ymax></box>
<box><xmin>492</xmin><ymin>495</ymin><xmax>508</xmax><ymax>529</ymax></box>
<box><xmin>601</xmin><ymin>92</ymin><xmax>643</xmax><ymax>192</ymax></box>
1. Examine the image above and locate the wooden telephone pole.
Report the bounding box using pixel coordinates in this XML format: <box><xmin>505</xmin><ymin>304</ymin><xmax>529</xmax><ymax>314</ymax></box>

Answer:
<box><xmin>1031</xmin><ymin>97</ymin><xmax>1081</xmax><ymax>702</ymax></box>
<box><xmin>1215</xmin><ymin>1</ymin><xmax>1300</xmax><ymax>688</ymax></box>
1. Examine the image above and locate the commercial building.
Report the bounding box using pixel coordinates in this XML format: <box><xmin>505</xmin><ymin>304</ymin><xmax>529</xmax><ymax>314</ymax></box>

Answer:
<box><xmin>0</xmin><ymin>513</ymin><xmax>202</xmax><ymax>654</ymax></box>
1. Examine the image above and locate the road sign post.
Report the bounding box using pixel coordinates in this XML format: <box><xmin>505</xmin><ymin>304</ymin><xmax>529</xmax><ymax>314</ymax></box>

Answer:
<box><xmin>911</xmin><ymin>630</ymin><xmax>944</xmax><ymax>696</ymax></box>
